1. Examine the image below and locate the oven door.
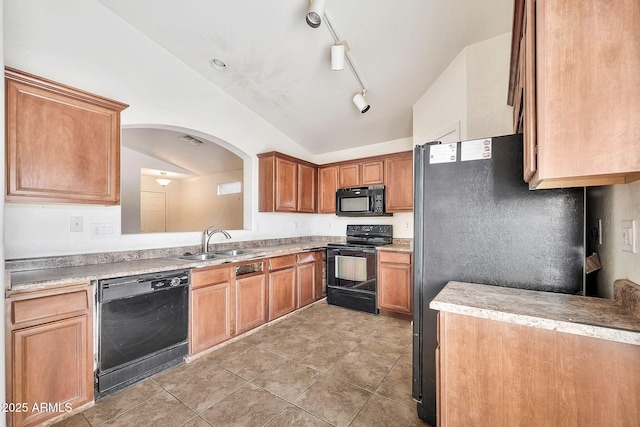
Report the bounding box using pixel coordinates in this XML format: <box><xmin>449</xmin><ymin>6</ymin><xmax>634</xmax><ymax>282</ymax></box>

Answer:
<box><xmin>327</xmin><ymin>247</ymin><xmax>377</xmax><ymax>292</ymax></box>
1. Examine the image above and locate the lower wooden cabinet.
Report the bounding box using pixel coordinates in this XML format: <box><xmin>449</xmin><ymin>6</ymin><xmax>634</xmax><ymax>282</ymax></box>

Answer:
<box><xmin>297</xmin><ymin>251</ymin><xmax>321</xmax><ymax>308</ymax></box>
<box><xmin>268</xmin><ymin>255</ymin><xmax>297</xmax><ymax>321</ymax></box>
<box><xmin>437</xmin><ymin>312</ymin><xmax>640</xmax><ymax>426</ymax></box>
<box><xmin>6</xmin><ymin>283</ymin><xmax>93</xmax><ymax>427</ymax></box>
<box><xmin>235</xmin><ymin>271</ymin><xmax>268</xmax><ymax>335</ymax></box>
<box><xmin>190</xmin><ymin>266</ymin><xmax>234</xmax><ymax>355</ymax></box>
<box><xmin>377</xmin><ymin>250</ymin><xmax>413</xmax><ymax>315</ymax></box>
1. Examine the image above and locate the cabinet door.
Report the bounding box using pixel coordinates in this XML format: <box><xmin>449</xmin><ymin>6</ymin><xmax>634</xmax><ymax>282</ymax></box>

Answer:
<box><xmin>297</xmin><ymin>261</ymin><xmax>316</xmax><ymax>308</ymax></box>
<box><xmin>5</xmin><ymin>68</ymin><xmax>126</xmax><ymax>205</ymax></box>
<box><xmin>268</xmin><ymin>267</ymin><xmax>297</xmax><ymax>321</ymax></box>
<box><xmin>361</xmin><ymin>160</ymin><xmax>384</xmax><ymax>185</ymax></box>
<box><xmin>12</xmin><ymin>316</ymin><xmax>92</xmax><ymax>427</ymax></box>
<box><xmin>190</xmin><ymin>282</ymin><xmax>232</xmax><ymax>355</ymax></box>
<box><xmin>275</xmin><ymin>157</ymin><xmax>297</xmax><ymax>212</ymax></box>
<box><xmin>385</xmin><ymin>154</ymin><xmax>413</xmax><ymax>212</ymax></box>
<box><xmin>339</xmin><ymin>164</ymin><xmax>360</xmax><ymax>188</ymax></box>
<box><xmin>318</xmin><ymin>166</ymin><xmax>339</xmax><ymax>214</ymax></box>
<box><xmin>522</xmin><ymin>0</ymin><xmax>537</xmax><ymax>182</ymax></box>
<box><xmin>235</xmin><ymin>274</ymin><xmax>267</xmax><ymax>335</ymax></box>
<box><xmin>297</xmin><ymin>163</ymin><xmax>317</xmax><ymax>213</ymax></box>
<box><xmin>378</xmin><ymin>251</ymin><xmax>412</xmax><ymax>315</ymax></box>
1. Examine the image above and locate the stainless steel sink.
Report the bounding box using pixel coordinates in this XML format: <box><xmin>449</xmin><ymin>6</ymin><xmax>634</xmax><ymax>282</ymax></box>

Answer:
<box><xmin>177</xmin><ymin>252</ymin><xmax>222</xmax><ymax>261</ymax></box>
<box><xmin>213</xmin><ymin>249</ymin><xmax>258</xmax><ymax>256</ymax></box>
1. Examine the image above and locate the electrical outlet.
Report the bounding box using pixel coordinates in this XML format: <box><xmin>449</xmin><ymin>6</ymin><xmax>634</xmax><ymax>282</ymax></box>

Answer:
<box><xmin>404</xmin><ymin>221</ymin><xmax>411</xmax><ymax>230</ymax></box>
<box><xmin>622</xmin><ymin>220</ymin><xmax>637</xmax><ymax>253</ymax></box>
<box><xmin>70</xmin><ymin>216</ymin><xmax>83</xmax><ymax>232</ymax></box>
<box><xmin>91</xmin><ymin>222</ymin><xmax>116</xmax><ymax>239</ymax></box>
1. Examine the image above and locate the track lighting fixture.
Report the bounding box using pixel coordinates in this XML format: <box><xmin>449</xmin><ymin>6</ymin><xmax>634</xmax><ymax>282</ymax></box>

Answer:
<box><xmin>306</xmin><ymin>0</ymin><xmax>326</xmax><ymax>28</ymax></box>
<box><xmin>331</xmin><ymin>41</ymin><xmax>348</xmax><ymax>71</ymax></box>
<box><xmin>353</xmin><ymin>91</ymin><xmax>370</xmax><ymax>114</ymax></box>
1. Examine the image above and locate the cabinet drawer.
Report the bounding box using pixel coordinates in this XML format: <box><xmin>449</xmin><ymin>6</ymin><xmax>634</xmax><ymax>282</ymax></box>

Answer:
<box><xmin>297</xmin><ymin>251</ymin><xmax>319</xmax><ymax>264</ymax></box>
<box><xmin>378</xmin><ymin>251</ymin><xmax>411</xmax><ymax>264</ymax></box>
<box><xmin>11</xmin><ymin>288</ymin><xmax>90</xmax><ymax>326</ymax></box>
<box><xmin>192</xmin><ymin>266</ymin><xmax>231</xmax><ymax>289</ymax></box>
<box><xmin>269</xmin><ymin>254</ymin><xmax>297</xmax><ymax>271</ymax></box>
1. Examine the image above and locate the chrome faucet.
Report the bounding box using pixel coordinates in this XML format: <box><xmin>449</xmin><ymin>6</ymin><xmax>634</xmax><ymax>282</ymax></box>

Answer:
<box><xmin>202</xmin><ymin>226</ymin><xmax>231</xmax><ymax>253</ymax></box>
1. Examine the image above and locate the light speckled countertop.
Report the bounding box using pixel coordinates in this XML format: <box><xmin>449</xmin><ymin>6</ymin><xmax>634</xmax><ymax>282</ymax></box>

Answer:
<box><xmin>377</xmin><ymin>243</ymin><xmax>413</xmax><ymax>253</ymax></box>
<box><xmin>8</xmin><ymin>242</ymin><xmax>328</xmax><ymax>295</ymax></box>
<box><xmin>430</xmin><ymin>281</ymin><xmax>640</xmax><ymax>346</ymax></box>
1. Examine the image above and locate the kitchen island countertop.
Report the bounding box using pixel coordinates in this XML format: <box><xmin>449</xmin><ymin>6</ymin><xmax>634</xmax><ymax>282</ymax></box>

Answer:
<box><xmin>430</xmin><ymin>281</ymin><xmax>640</xmax><ymax>346</ymax></box>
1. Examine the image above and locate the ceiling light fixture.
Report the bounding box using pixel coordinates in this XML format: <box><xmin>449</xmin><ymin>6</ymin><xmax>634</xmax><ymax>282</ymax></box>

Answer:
<box><xmin>306</xmin><ymin>0</ymin><xmax>326</xmax><ymax>28</ymax></box>
<box><xmin>331</xmin><ymin>41</ymin><xmax>348</xmax><ymax>71</ymax></box>
<box><xmin>156</xmin><ymin>171</ymin><xmax>171</xmax><ymax>187</ymax></box>
<box><xmin>352</xmin><ymin>90</ymin><xmax>370</xmax><ymax>113</ymax></box>
<box><xmin>210</xmin><ymin>58</ymin><xmax>227</xmax><ymax>72</ymax></box>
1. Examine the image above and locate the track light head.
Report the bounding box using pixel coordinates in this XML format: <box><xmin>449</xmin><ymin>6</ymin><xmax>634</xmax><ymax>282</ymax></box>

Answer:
<box><xmin>353</xmin><ymin>91</ymin><xmax>370</xmax><ymax>114</ymax></box>
<box><xmin>306</xmin><ymin>0</ymin><xmax>326</xmax><ymax>28</ymax></box>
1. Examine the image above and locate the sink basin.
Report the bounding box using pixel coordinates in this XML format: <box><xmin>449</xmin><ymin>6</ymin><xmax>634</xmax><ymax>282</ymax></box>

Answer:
<box><xmin>213</xmin><ymin>249</ymin><xmax>257</xmax><ymax>256</ymax></box>
<box><xmin>177</xmin><ymin>253</ymin><xmax>222</xmax><ymax>261</ymax></box>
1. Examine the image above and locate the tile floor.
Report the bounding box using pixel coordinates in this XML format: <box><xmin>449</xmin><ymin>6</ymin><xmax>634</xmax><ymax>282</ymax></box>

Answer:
<box><xmin>55</xmin><ymin>301</ymin><xmax>428</xmax><ymax>427</ymax></box>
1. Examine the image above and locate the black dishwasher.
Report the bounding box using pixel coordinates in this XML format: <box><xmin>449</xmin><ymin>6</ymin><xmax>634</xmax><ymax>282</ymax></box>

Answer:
<box><xmin>96</xmin><ymin>269</ymin><xmax>189</xmax><ymax>398</ymax></box>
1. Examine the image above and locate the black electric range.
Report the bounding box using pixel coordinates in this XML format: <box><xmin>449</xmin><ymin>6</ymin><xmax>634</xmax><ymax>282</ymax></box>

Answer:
<box><xmin>326</xmin><ymin>225</ymin><xmax>393</xmax><ymax>314</ymax></box>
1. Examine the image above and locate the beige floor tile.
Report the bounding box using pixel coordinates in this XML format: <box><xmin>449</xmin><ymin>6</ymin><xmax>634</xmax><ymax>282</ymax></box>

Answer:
<box><xmin>204</xmin><ymin>339</ymin><xmax>254</xmax><ymax>364</ymax></box>
<box><xmin>83</xmin><ymin>378</ymin><xmax>164</xmax><ymax>425</ymax></box>
<box><xmin>294</xmin><ymin>375</ymin><xmax>371</xmax><ymax>427</ymax></box>
<box><xmin>257</xmin><ymin>333</ymin><xmax>314</xmax><ymax>357</ymax></box>
<box><xmin>350</xmin><ymin>393</ymin><xmax>427</xmax><ymax>427</ymax></box>
<box><xmin>290</xmin><ymin>339</ymin><xmax>350</xmax><ymax>372</ymax></box>
<box><xmin>152</xmin><ymin>356</ymin><xmax>217</xmax><ymax>391</ymax></box>
<box><xmin>287</xmin><ymin>321</ymin><xmax>332</xmax><ymax>340</ymax></box>
<box><xmin>314</xmin><ymin>329</ymin><xmax>367</xmax><ymax>350</ymax></box>
<box><xmin>327</xmin><ymin>353</ymin><xmax>392</xmax><ymax>391</ymax></box>
<box><xmin>252</xmin><ymin>359</ymin><xmax>323</xmax><ymax>401</ymax></box>
<box><xmin>242</xmin><ymin>325</ymin><xmax>288</xmax><ymax>346</ymax></box>
<box><xmin>350</xmin><ymin>336</ymin><xmax>408</xmax><ymax>366</ymax></box>
<box><xmin>201</xmin><ymin>383</ymin><xmax>288</xmax><ymax>426</ymax></box>
<box><xmin>375</xmin><ymin>361</ymin><xmax>415</xmax><ymax>407</ymax></box>
<box><xmin>265</xmin><ymin>405</ymin><xmax>332</xmax><ymax>427</ymax></box>
<box><xmin>52</xmin><ymin>413</ymin><xmax>90</xmax><ymax>427</ymax></box>
<box><xmin>100</xmin><ymin>392</ymin><xmax>196</xmax><ymax>427</ymax></box>
<box><xmin>368</xmin><ymin>322</ymin><xmax>413</xmax><ymax>345</ymax></box>
<box><xmin>165</xmin><ymin>364</ymin><xmax>247</xmax><ymax>413</ymax></box>
<box><xmin>179</xmin><ymin>415</ymin><xmax>213</xmax><ymax>426</ymax></box>
<box><xmin>218</xmin><ymin>346</ymin><xmax>285</xmax><ymax>380</ymax></box>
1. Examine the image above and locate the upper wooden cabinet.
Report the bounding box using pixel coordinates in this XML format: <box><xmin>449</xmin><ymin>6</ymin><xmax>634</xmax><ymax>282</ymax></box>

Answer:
<box><xmin>508</xmin><ymin>0</ymin><xmax>640</xmax><ymax>189</ymax></box>
<box><xmin>5</xmin><ymin>67</ymin><xmax>128</xmax><ymax>205</ymax></box>
<box><xmin>318</xmin><ymin>166</ymin><xmax>339</xmax><ymax>214</ymax></box>
<box><xmin>338</xmin><ymin>160</ymin><xmax>384</xmax><ymax>188</ymax></box>
<box><xmin>258</xmin><ymin>151</ymin><xmax>317</xmax><ymax>213</ymax></box>
<box><xmin>385</xmin><ymin>153</ymin><xmax>413</xmax><ymax>212</ymax></box>
<box><xmin>258</xmin><ymin>150</ymin><xmax>413</xmax><ymax>214</ymax></box>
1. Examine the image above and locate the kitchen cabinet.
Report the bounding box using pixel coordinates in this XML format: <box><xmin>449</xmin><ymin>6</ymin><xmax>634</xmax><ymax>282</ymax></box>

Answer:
<box><xmin>258</xmin><ymin>151</ymin><xmax>317</xmax><ymax>213</ymax></box>
<box><xmin>235</xmin><ymin>263</ymin><xmax>268</xmax><ymax>335</ymax></box>
<box><xmin>267</xmin><ymin>254</ymin><xmax>297</xmax><ymax>321</ymax></box>
<box><xmin>508</xmin><ymin>0</ymin><xmax>640</xmax><ymax>189</ymax></box>
<box><xmin>5</xmin><ymin>67</ymin><xmax>128</xmax><ymax>205</ymax></box>
<box><xmin>437</xmin><ymin>311</ymin><xmax>640</xmax><ymax>426</ymax></box>
<box><xmin>377</xmin><ymin>250</ymin><xmax>413</xmax><ymax>315</ymax></box>
<box><xmin>6</xmin><ymin>283</ymin><xmax>93</xmax><ymax>427</ymax></box>
<box><xmin>296</xmin><ymin>251</ymin><xmax>321</xmax><ymax>308</ymax></box>
<box><xmin>190</xmin><ymin>266</ymin><xmax>234</xmax><ymax>355</ymax></box>
<box><xmin>384</xmin><ymin>153</ymin><xmax>413</xmax><ymax>212</ymax></box>
<box><xmin>339</xmin><ymin>160</ymin><xmax>384</xmax><ymax>188</ymax></box>
<box><xmin>318</xmin><ymin>166</ymin><xmax>339</xmax><ymax>214</ymax></box>
<box><xmin>338</xmin><ymin>163</ymin><xmax>360</xmax><ymax>188</ymax></box>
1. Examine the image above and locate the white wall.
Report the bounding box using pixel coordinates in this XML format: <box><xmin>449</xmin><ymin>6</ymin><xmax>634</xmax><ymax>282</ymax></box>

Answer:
<box><xmin>413</xmin><ymin>33</ymin><xmax>513</xmax><ymax>146</ymax></box>
<box><xmin>588</xmin><ymin>181</ymin><xmax>640</xmax><ymax>298</ymax></box>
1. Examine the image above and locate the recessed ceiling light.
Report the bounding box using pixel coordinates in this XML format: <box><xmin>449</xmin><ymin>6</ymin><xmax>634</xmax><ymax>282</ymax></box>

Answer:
<box><xmin>210</xmin><ymin>58</ymin><xmax>227</xmax><ymax>72</ymax></box>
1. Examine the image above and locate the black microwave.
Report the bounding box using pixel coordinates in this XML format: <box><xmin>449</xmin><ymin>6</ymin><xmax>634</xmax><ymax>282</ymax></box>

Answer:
<box><xmin>335</xmin><ymin>185</ymin><xmax>391</xmax><ymax>216</ymax></box>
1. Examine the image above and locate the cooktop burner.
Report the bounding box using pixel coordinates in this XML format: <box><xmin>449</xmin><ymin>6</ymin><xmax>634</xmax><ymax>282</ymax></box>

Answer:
<box><xmin>329</xmin><ymin>224</ymin><xmax>393</xmax><ymax>248</ymax></box>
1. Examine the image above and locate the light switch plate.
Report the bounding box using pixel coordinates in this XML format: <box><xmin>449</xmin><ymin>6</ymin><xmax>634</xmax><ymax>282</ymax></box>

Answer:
<box><xmin>622</xmin><ymin>220</ymin><xmax>637</xmax><ymax>253</ymax></box>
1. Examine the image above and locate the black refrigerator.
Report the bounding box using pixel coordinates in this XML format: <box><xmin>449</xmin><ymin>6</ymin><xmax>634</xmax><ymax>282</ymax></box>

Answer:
<box><xmin>411</xmin><ymin>134</ymin><xmax>584</xmax><ymax>425</ymax></box>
